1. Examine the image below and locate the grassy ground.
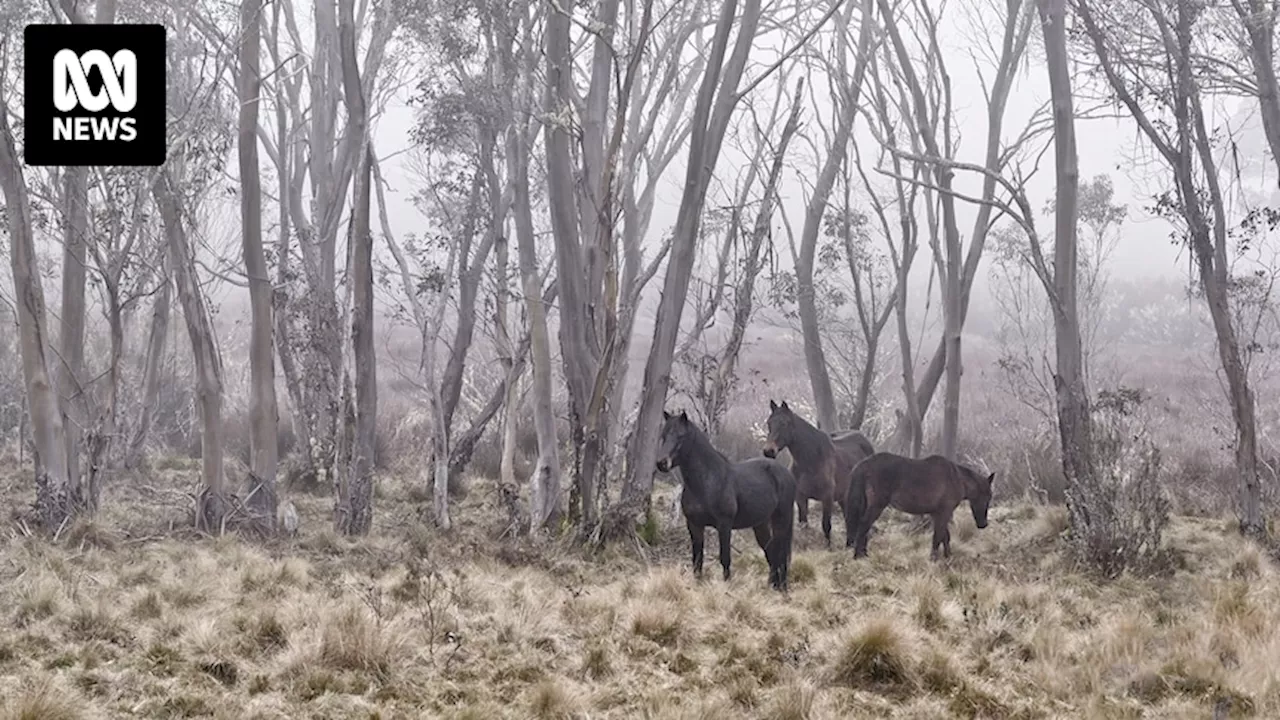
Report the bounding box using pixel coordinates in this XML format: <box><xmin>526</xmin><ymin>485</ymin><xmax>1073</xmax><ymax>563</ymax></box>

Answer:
<box><xmin>0</xmin><ymin>457</ymin><xmax>1276</xmax><ymax>719</ymax></box>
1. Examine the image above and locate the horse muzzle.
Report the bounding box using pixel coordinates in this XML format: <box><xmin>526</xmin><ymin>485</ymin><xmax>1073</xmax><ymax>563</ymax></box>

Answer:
<box><xmin>976</xmin><ymin>518</ymin><xmax>989</xmax><ymax>529</ymax></box>
<box><xmin>762</xmin><ymin>447</ymin><xmax>777</xmax><ymax>459</ymax></box>
<box><xmin>656</xmin><ymin>458</ymin><xmax>671</xmax><ymax>473</ymax></box>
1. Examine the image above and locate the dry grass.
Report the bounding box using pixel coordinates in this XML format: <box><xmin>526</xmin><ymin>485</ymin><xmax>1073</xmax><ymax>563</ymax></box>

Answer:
<box><xmin>1</xmin><ymin>459</ymin><xmax>1279</xmax><ymax>719</ymax></box>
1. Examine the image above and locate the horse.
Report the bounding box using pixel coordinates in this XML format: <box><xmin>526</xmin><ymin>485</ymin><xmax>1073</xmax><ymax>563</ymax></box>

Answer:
<box><xmin>762</xmin><ymin>400</ymin><xmax>876</xmax><ymax>548</ymax></box>
<box><xmin>844</xmin><ymin>452</ymin><xmax>995</xmax><ymax>560</ymax></box>
<box><xmin>656</xmin><ymin>410</ymin><xmax>796</xmax><ymax>591</ymax></box>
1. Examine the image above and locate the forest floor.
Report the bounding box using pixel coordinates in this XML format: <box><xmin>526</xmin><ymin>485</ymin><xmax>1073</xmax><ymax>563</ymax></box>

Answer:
<box><xmin>0</xmin><ymin>455</ymin><xmax>1277</xmax><ymax>719</ymax></box>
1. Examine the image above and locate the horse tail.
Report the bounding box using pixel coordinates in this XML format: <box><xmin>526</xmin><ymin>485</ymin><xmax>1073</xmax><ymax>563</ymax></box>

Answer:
<box><xmin>845</xmin><ymin>459</ymin><xmax>869</xmax><ymax>548</ymax></box>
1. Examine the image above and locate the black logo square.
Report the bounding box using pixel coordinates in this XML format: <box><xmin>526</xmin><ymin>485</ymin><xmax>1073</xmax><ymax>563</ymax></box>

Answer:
<box><xmin>22</xmin><ymin>23</ymin><xmax>167</xmax><ymax>167</ymax></box>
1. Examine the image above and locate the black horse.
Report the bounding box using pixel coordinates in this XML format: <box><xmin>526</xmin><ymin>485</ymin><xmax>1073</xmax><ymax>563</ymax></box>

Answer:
<box><xmin>656</xmin><ymin>411</ymin><xmax>796</xmax><ymax>591</ymax></box>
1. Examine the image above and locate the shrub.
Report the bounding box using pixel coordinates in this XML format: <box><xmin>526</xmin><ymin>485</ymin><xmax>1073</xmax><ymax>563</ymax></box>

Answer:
<box><xmin>1064</xmin><ymin>388</ymin><xmax>1171</xmax><ymax>578</ymax></box>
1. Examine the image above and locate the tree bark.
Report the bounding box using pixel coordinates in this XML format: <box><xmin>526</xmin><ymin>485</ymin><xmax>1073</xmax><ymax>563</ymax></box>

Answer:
<box><xmin>1037</xmin><ymin>0</ymin><xmax>1097</xmax><ymax>540</ymax></box>
<box><xmin>239</xmin><ymin>0</ymin><xmax>280</xmax><ymax>533</ymax></box>
<box><xmin>335</xmin><ymin>0</ymin><xmax>376</xmax><ymax>535</ymax></box>
<box><xmin>153</xmin><ymin>172</ymin><xmax>227</xmax><ymax>532</ymax></box>
<box><xmin>0</xmin><ymin>85</ymin><xmax>73</xmax><ymax>532</ymax></box>
<box><xmin>510</xmin><ymin>87</ymin><xmax>563</xmax><ymax>529</ymax></box>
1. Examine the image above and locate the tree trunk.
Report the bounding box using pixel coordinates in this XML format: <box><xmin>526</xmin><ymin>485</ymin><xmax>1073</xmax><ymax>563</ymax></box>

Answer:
<box><xmin>795</xmin><ymin>1</ymin><xmax>875</xmax><ymax>431</ymax></box>
<box><xmin>495</xmin><ymin>234</ymin><xmax>520</xmax><ymax>494</ymax></box>
<box><xmin>57</xmin><ymin>166</ymin><xmax>87</xmax><ymax>508</ymax></box>
<box><xmin>881</xmin><ymin>1</ymin><xmax>1033</xmax><ymax>452</ymax></box>
<box><xmin>126</xmin><ymin>270</ymin><xmax>171</xmax><ymax>469</ymax></box>
<box><xmin>239</xmin><ymin>0</ymin><xmax>279</xmax><ymax>533</ymax></box>
<box><xmin>335</xmin><ymin>0</ymin><xmax>376</xmax><ymax>535</ymax></box>
<box><xmin>0</xmin><ymin>89</ymin><xmax>73</xmax><ymax>532</ymax></box>
<box><xmin>153</xmin><ymin>172</ymin><xmax>227</xmax><ymax>532</ymax></box>
<box><xmin>614</xmin><ymin>0</ymin><xmax>763</xmax><ymax>532</ymax></box>
<box><xmin>1037</xmin><ymin>0</ymin><xmax>1098</xmax><ymax>540</ymax></box>
<box><xmin>511</xmin><ymin>106</ymin><xmax>563</xmax><ymax>530</ymax></box>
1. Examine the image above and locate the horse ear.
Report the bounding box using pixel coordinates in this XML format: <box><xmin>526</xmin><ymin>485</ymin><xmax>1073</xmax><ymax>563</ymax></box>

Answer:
<box><xmin>769</xmin><ymin>399</ymin><xmax>778</xmax><ymax>411</ymax></box>
<box><xmin>780</xmin><ymin>401</ymin><xmax>789</xmax><ymax>410</ymax></box>
<box><xmin>679</xmin><ymin>410</ymin><xmax>689</xmax><ymax>422</ymax></box>
<box><xmin>663</xmin><ymin>410</ymin><xmax>671</xmax><ymax>420</ymax></box>
<box><xmin>987</xmin><ymin>472</ymin><xmax>996</xmax><ymax>485</ymax></box>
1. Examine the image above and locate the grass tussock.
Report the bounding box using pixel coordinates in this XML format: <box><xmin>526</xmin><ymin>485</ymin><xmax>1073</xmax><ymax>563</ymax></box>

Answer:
<box><xmin>0</xmin><ymin>458</ymin><xmax>1278</xmax><ymax>718</ymax></box>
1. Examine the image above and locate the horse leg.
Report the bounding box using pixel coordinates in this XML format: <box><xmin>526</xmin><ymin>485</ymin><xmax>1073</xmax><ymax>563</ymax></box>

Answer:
<box><xmin>941</xmin><ymin>509</ymin><xmax>954</xmax><ymax>559</ymax></box>
<box><xmin>821</xmin><ymin>497</ymin><xmax>834</xmax><ymax>549</ymax></box>
<box><xmin>854</xmin><ymin>503</ymin><xmax>886</xmax><ymax>559</ymax></box>
<box><xmin>687</xmin><ymin>519</ymin><xmax>705</xmax><ymax>578</ymax></box>
<box><xmin>796</xmin><ymin>493</ymin><xmax>809</xmax><ymax>527</ymax></box>
<box><xmin>718</xmin><ymin>522</ymin><xmax>733</xmax><ymax>581</ymax></box>
<box><xmin>753</xmin><ymin>524</ymin><xmax>779</xmax><ymax>590</ymax></box>
<box><xmin>930</xmin><ymin>510</ymin><xmax>954</xmax><ymax>560</ymax></box>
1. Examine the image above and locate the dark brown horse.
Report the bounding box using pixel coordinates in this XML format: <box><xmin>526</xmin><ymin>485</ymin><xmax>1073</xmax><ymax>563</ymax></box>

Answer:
<box><xmin>845</xmin><ymin>452</ymin><xmax>995</xmax><ymax>560</ymax></box>
<box><xmin>762</xmin><ymin>400</ymin><xmax>875</xmax><ymax>547</ymax></box>
<box><xmin>657</xmin><ymin>410</ymin><xmax>796</xmax><ymax>591</ymax></box>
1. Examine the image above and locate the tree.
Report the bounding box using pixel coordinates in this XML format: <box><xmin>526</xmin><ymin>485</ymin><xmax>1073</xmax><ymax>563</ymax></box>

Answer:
<box><xmin>877</xmin><ymin>0</ymin><xmax>1036</xmax><ymax>453</ymax></box>
<box><xmin>335</xmin><ymin>0</ymin><xmax>376</xmax><ymax>535</ymax></box>
<box><xmin>1076</xmin><ymin>0</ymin><xmax>1266</xmax><ymax>536</ymax></box>
<box><xmin>1228</xmin><ymin>0</ymin><xmax>1280</xmax><ymax>187</ymax></box>
<box><xmin>679</xmin><ymin>75</ymin><xmax>806</xmax><ymax>434</ymax></box>
<box><xmin>793</xmin><ymin>0</ymin><xmax>875</xmax><ymax>431</ymax></box>
<box><xmin>611</xmin><ymin>0</ymin><xmax>766</xmax><ymax>533</ymax></box>
<box><xmin>237</xmin><ymin>0</ymin><xmax>279</xmax><ymax>534</ymax></box>
<box><xmin>0</xmin><ymin>47</ymin><xmax>73</xmax><ymax>532</ymax></box>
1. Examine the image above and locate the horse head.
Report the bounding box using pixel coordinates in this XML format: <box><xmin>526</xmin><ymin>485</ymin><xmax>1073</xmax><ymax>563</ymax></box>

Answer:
<box><xmin>960</xmin><ymin>465</ymin><xmax>995</xmax><ymax>529</ymax></box>
<box><xmin>656</xmin><ymin>410</ymin><xmax>691</xmax><ymax>473</ymax></box>
<box><xmin>763</xmin><ymin>400</ymin><xmax>794</xmax><ymax>458</ymax></box>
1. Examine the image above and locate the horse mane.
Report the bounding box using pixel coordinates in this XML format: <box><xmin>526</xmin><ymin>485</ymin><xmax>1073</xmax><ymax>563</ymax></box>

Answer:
<box><xmin>783</xmin><ymin>407</ymin><xmax>834</xmax><ymax>462</ymax></box>
<box><xmin>681</xmin><ymin>419</ymin><xmax>730</xmax><ymax>464</ymax></box>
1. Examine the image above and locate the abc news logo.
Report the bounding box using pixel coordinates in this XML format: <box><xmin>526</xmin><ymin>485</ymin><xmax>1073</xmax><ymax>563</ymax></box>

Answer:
<box><xmin>23</xmin><ymin>24</ymin><xmax>166</xmax><ymax>167</ymax></box>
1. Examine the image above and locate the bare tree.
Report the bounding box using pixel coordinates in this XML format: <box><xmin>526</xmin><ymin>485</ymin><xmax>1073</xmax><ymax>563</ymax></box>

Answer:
<box><xmin>611</xmin><ymin>0</ymin><xmax>767</xmax><ymax>533</ymax></box>
<box><xmin>504</xmin><ymin>1</ymin><xmax>562</xmax><ymax>529</ymax></box>
<box><xmin>793</xmin><ymin>0</ymin><xmax>875</xmax><ymax>431</ymax></box>
<box><xmin>0</xmin><ymin>54</ymin><xmax>73</xmax><ymax>531</ymax></box>
<box><xmin>335</xmin><ymin>0</ymin><xmax>376</xmax><ymax>535</ymax></box>
<box><xmin>153</xmin><ymin>172</ymin><xmax>227</xmax><ymax>531</ymax></box>
<box><xmin>681</xmin><ymin>76</ymin><xmax>806</xmax><ymax>434</ymax></box>
<box><xmin>877</xmin><ymin>0</ymin><xmax>1036</xmax><ymax>453</ymax></box>
<box><xmin>237</xmin><ymin>0</ymin><xmax>279</xmax><ymax>534</ymax></box>
<box><xmin>1076</xmin><ymin>0</ymin><xmax>1265</xmax><ymax>536</ymax></box>
<box><xmin>52</xmin><ymin>0</ymin><xmax>117</xmax><ymax>514</ymax></box>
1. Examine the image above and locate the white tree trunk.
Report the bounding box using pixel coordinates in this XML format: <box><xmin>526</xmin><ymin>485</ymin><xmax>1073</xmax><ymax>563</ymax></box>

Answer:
<box><xmin>0</xmin><ymin>88</ymin><xmax>73</xmax><ymax>532</ymax></box>
<box><xmin>239</xmin><ymin>0</ymin><xmax>280</xmax><ymax>533</ymax></box>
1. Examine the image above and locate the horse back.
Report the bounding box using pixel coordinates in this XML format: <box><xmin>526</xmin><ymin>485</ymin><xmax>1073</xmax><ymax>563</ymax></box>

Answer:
<box><xmin>853</xmin><ymin>452</ymin><xmax>963</xmax><ymax>514</ymax></box>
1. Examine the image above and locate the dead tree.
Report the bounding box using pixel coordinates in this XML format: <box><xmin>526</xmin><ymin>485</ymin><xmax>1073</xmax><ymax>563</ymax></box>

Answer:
<box><xmin>681</xmin><ymin>76</ymin><xmax>805</xmax><ymax>434</ymax></box>
<box><xmin>1076</xmin><ymin>0</ymin><xmax>1265</xmax><ymax>536</ymax></box>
